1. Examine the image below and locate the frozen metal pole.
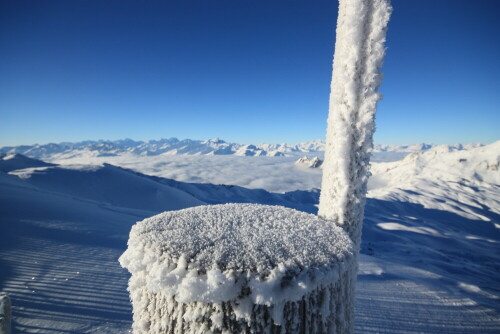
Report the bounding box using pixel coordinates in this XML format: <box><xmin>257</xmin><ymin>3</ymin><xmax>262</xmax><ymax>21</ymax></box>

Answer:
<box><xmin>318</xmin><ymin>0</ymin><xmax>392</xmax><ymax>248</ymax></box>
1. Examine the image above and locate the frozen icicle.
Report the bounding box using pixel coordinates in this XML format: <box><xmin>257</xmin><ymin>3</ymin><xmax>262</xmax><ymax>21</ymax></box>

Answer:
<box><xmin>318</xmin><ymin>0</ymin><xmax>392</xmax><ymax>247</ymax></box>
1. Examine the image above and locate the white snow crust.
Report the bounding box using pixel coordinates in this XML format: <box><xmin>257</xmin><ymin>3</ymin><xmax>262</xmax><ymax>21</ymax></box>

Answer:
<box><xmin>119</xmin><ymin>203</ymin><xmax>354</xmax><ymax>332</ymax></box>
<box><xmin>120</xmin><ymin>204</ymin><xmax>352</xmax><ymax>272</ymax></box>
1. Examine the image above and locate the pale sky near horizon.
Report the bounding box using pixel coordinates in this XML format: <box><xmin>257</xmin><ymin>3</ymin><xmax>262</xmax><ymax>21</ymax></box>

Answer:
<box><xmin>0</xmin><ymin>0</ymin><xmax>498</xmax><ymax>146</ymax></box>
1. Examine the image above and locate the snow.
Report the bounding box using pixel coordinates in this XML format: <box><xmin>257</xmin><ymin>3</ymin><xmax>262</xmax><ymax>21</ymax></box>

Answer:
<box><xmin>21</xmin><ymin>142</ymin><xmax>492</xmax><ymax>195</ymax></box>
<box><xmin>0</xmin><ymin>172</ymin><xmax>135</xmax><ymax>332</ymax></box>
<box><xmin>355</xmin><ymin>254</ymin><xmax>500</xmax><ymax>333</ymax></box>
<box><xmin>0</xmin><ymin>138</ymin><xmax>300</xmax><ymax>159</ymax></box>
<box><xmin>295</xmin><ymin>156</ymin><xmax>323</xmax><ymax>168</ymax></box>
<box><xmin>0</xmin><ymin>153</ymin><xmax>55</xmax><ymax>173</ymax></box>
<box><xmin>370</xmin><ymin>141</ymin><xmax>500</xmax><ymax>192</ymax></box>
<box><xmin>119</xmin><ymin>204</ymin><xmax>355</xmax><ymax>332</ymax></box>
<box><xmin>8</xmin><ymin>163</ymin><xmax>204</xmax><ymax>213</ymax></box>
<box><xmin>121</xmin><ymin>204</ymin><xmax>352</xmax><ymax>272</ymax></box>
<box><xmin>318</xmin><ymin>0</ymin><xmax>392</xmax><ymax>247</ymax></box>
<box><xmin>53</xmin><ymin>154</ymin><xmax>324</xmax><ymax>193</ymax></box>
<box><xmin>368</xmin><ymin>141</ymin><xmax>500</xmax><ymax>222</ymax></box>
<box><xmin>377</xmin><ymin>222</ymin><xmax>443</xmax><ymax>237</ymax></box>
<box><xmin>0</xmin><ymin>141</ymin><xmax>498</xmax><ymax>332</ymax></box>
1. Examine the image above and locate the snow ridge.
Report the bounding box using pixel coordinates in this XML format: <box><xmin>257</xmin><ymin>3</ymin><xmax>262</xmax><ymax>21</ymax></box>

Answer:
<box><xmin>295</xmin><ymin>156</ymin><xmax>323</xmax><ymax>168</ymax></box>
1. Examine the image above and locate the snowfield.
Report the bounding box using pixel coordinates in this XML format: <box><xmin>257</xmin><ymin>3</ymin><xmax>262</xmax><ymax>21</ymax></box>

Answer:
<box><xmin>0</xmin><ymin>141</ymin><xmax>499</xmax><ymax>333</ymax></box>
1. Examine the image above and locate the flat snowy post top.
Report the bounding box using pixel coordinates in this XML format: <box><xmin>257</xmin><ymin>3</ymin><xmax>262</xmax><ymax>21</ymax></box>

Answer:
<box><xmin>120</xmin><ymin>203</ymin><xmax>353</xmax><ymax>303</ymax></box>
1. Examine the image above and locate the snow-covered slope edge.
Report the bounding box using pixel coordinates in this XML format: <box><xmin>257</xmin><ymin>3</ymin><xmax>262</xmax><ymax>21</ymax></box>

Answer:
<box><xmin>359</xmin><ymin>141</ymin><xmax>500</xmax><ymax>329</ymax></box>
<box><xmin>0</xmin><ymin>153</ymin><xmax>55</xmax><ymax>172</ymax></box>
<box><xmin>369</xmin><ymin>140</ymin><xmax>500</xmax><ymax>219</ymax></box>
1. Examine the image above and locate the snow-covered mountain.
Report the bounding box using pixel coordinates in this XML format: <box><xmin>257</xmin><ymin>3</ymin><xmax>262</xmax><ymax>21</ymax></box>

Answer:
<box><xmin>0</xmin><ymin>153</ymin><xmax>55</xmax><ymax>172</ymax></box>
<box><xmin>295</xmin><ymin>156</ymin><xmax>323</xmax><ymax>168</ymax></box>
<box><xmin>0</xmin><ymin>138</ymin><xmax>483</xmax><ymax>161</ymax></box>
<box><xmin>0</xmin><ymin>138</ymin><xmax>292</xmax><ymax>159</ymax></box>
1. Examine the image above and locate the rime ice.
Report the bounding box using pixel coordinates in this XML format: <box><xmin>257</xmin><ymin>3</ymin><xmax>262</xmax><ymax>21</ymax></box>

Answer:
<box><xmin>318</xmin><ymin>0</ymin><xmax>392</xmax><ymax>247</ymax></box>
<box><xmin>119</xmin><ymin>204</ymin><xmax>355</xmax><ymax>333</ymax></box>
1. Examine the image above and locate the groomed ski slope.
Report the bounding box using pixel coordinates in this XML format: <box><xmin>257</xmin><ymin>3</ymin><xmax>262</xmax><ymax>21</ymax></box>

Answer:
<box><xmin>0</xmin><ymin>142</ymin><xmax>498</xmax><ymax>333</ymax></box>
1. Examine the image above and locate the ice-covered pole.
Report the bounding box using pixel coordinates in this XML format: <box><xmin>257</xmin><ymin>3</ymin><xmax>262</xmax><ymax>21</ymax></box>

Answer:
<box><xmin>318</xmin><ymin>0</ymin><xmax>392</xmax><ymax>248</ymax></box>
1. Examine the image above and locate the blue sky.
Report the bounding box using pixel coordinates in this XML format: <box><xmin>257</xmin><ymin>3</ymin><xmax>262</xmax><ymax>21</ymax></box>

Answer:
<box><xmin>0</xmin><ymin>0</ymin><xmax>498</xmax><ymax>146</ymax></box>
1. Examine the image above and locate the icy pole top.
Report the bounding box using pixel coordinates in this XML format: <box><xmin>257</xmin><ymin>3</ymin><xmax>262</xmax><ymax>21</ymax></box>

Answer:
<box><xmin>122</xmin><ymin>203</ymin><xmax>353</xmax><ymax>274</ymax></box>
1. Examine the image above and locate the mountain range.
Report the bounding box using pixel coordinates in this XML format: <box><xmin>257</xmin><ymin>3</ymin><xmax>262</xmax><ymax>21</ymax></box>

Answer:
<box><xmin>0</xmin><ymin>138</ymin><xmax>483</xmax><ymax>160</ymax></box>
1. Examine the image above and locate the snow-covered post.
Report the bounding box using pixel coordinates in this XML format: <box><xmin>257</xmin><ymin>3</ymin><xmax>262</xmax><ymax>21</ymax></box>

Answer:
<box><xmin>120</xmin><ymin>204</ymin><xmax>355</xmax><ymax>333</ymax></box>
<box><xmin>318</xmin><ymin>0</ymin><xmax>392</xmax><ymax>248</ymax></box>
<box><xmin>0</xmin><ymin>293</ymin><xmax>11</xmax><ymax>334</ymax></box>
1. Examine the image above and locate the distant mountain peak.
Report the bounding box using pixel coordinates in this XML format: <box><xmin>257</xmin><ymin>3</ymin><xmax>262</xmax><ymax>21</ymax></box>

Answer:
<box><xmin>203</xmin><ymin>137</ymin><xmax>226</xmax><ymax>144</ymax></box>
<box><xmin>0</xmin><ymin>153</ymin><xmax>55</xmax><ymax>172</ymax></box>
<box><xmin>295</xmin><ymin>156</ymin><xmax>323</xmax><ymax>168</ymax></box>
